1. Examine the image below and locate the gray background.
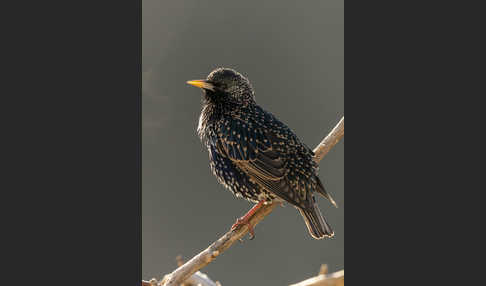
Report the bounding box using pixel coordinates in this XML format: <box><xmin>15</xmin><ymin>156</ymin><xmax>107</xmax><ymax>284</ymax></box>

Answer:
<box><xmin>142</xmin><ymin>1</ymin><xmax>343</xmax><ymax>285</ymax></box>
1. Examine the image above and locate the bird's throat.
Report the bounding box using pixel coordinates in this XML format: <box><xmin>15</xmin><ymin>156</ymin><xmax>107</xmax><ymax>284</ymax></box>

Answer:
<box><xmin>197</xmin><ymin>102</ymin><xmax>222</xmax><ymax>141</ymax></box>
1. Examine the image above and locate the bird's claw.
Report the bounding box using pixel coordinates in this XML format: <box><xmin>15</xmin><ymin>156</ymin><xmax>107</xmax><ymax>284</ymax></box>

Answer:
<box><xmin>231</xmin><ymin>217</ymin><xmax>256</xmax><ymax>240</ymax></box>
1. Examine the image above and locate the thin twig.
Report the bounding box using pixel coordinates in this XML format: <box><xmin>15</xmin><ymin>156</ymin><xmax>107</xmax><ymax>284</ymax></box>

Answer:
<box><xmin>289</xmin><ymin>270</ymin><xmax>344</xmax><ymax>286</ymax></box>
<box><xmin>318</xmin><ymin>264</ymin><xmax>329</xmax><ymax>275</ymax></box>
<box><xmin>152</xmin><ymin>116</ymin><xmax>344</xmax><ymax>286</ymax></box>
<box><xmin>143</xmin><ymin>271</ymin><xmax>220</xmax><ymax>286</ymax></box>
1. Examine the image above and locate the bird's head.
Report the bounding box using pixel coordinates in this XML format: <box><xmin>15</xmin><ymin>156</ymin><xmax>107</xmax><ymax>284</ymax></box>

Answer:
<box><xmin>187</xmin><ymin>68</ymin><xmax>255</xmax><ymax>107</ymax></box>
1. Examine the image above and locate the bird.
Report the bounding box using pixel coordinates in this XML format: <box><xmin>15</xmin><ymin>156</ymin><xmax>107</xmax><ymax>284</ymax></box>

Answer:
<box><xmin>187</xmin><ymin>68</ymin><xmax>337</xmax><ymax>240</ymax></box>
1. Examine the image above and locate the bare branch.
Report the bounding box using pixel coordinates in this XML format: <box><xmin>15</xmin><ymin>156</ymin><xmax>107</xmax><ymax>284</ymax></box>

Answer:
<box><xmin>143</xmin><ymin>270</ymin><xmax>220</xmax><ymax>286</ymax></box>
<box><xmin>160</xmin><ymin>204</ymin><xmax>278</xmax><ymax>286</ymax></box>
<box><xmin>149</xmin><ymin>116</ymin><xmax>344</xmax><ymax>286</ymax></box>
<box><xmin>143</xmin><ymin>257</ymin><xmax>221</xmax><ymax>286</ymax></box>
<box><xmin>289</xmin><ymin>270</ymin><xmax>344</xmax><ymax>286</ymax></box>
<box><xmin>313</xmin><ymin>117</ymin><xmax>344</xmax><ymax>163</ymax></box>
<box><xmin>185</xmin><ymin>271</ymin><xmax>220</xmax><ymax>286</ymax></box>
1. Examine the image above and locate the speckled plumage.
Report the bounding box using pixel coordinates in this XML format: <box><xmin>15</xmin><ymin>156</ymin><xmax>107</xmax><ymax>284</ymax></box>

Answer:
<box><xmin>192</xmin><ymin>68</ymin><xmax>336</xmax><ymax>239</ymax></box>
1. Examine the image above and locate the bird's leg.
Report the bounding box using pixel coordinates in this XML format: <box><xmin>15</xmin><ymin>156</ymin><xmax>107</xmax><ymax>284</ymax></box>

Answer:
<box><xmin>231</xmin><ymin>200</ymin><xmax>266</xmax><ymax>240</ymax></box>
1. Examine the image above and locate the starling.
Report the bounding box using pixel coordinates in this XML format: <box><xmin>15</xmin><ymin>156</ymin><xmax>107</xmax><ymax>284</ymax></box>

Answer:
<box><xmin>187</xmin><ymin>68</ymin><xmax>337</xmax><ymax>239</ymax></box>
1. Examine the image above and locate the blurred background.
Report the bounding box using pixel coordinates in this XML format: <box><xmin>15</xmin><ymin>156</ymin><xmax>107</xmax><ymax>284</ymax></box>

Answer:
<box><xmin>142</xmin><ymin>1</ymin><xmax>343</xmax><ymax>285</ymax></box>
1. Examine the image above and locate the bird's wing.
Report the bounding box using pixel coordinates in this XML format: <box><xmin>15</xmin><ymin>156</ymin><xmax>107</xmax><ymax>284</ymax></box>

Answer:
<box><xmin>207</xmin><ymin>142</ymin><xmax>263</xmax><ymax>201</ymax></box>
<box><xmin>216</xmin><ymin>116</ymin><xmax>309</xmax><ymax>207</ymax></box>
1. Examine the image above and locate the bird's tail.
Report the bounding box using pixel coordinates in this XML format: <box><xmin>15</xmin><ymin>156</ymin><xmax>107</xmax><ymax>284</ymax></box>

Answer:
<box><xmin>298</xmin><ymin>199</ymin><xmax>334</xmax><ymax>239</ymax></box>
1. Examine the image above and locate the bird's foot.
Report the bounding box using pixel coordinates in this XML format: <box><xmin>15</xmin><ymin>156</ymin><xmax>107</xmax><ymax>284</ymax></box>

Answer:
<box><xmin>230</xmin><ymin>200</ymin><xmax>265</xmax><ymax>240</ymax></box>
<box><xmin>231</xmin><ymin>217</ymin><xmax>255</xmax><ymax>240</ymax></box>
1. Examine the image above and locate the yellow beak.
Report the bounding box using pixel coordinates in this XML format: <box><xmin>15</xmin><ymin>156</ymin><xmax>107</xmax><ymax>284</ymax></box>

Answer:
<box><xmin>186</xmin><ymin>80</ymin><xmax>215</xmax><ymax>91</ymax></box>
